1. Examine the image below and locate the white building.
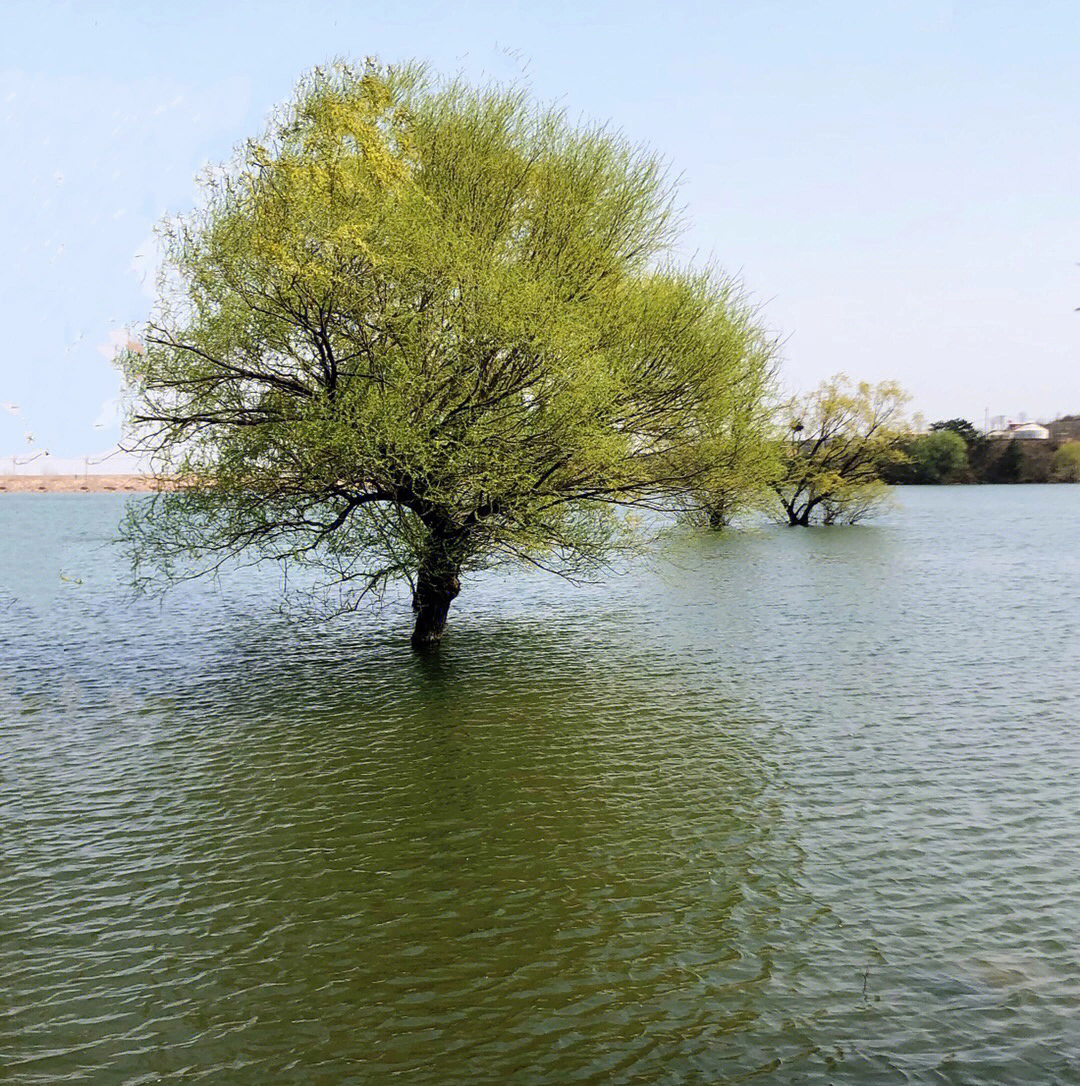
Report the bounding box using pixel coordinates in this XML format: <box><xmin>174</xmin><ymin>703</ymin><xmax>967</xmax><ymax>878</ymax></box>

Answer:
<box><xmin>988</xmin><ymin>422</ymin><xmax>1049</xmax><ymax>440</ymax></box>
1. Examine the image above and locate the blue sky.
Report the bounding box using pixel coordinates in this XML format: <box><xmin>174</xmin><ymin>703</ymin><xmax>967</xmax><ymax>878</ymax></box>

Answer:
<box><xmin>2</xmin><ymin>0</ymin><xmax>1077</xmax><ymax>459</ymax></box>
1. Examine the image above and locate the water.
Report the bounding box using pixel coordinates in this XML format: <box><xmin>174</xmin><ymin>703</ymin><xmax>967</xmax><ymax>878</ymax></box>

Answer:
<box><xmin>3</xmin><ymin>486</ymin><xmax>1079</xmax><ymax>1083</ymax></box>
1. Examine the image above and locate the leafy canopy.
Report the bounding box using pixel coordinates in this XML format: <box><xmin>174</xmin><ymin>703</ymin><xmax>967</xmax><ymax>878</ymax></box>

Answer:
<box><xmin>681</xmin><ymin>364</ymin><xmax>779</xmax><ymax>530</ymax></box>
<box><xmin>929</xmin><ymin>418</ymin><xmax>982</xmax><ymax>447</ymax></box>
<box><xmin>772</xmin><ymin>375</ymin><xmax>909</xmax><ymax>526</ymax></box>
<box><xmin>121</xmin><ymin>60</ymin><xmax>775</xmax><ymax>641</ymax></box>
<box><xmin>909</xmin><ymin>428</ymin><xmax>968</xmax><ymax>483</ymax></box>
<box><xmin>1051</xmin><ymin>442</ymin><xmax>1080</xmax><ymax>482</ymax></box>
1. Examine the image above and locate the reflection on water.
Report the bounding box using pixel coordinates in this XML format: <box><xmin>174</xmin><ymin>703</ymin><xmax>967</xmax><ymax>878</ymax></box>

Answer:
<box><xmin>3</xmin><ymin>487</ymin><xmax>1080</xmax><ymax>1083</ymax></box>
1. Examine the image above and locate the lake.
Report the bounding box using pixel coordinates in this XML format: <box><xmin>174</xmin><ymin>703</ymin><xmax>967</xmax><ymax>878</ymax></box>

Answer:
<box><xmin>3</xmin><ymin>486</ymin><xmax>1079</xmax><ymax>1084</ymax></box>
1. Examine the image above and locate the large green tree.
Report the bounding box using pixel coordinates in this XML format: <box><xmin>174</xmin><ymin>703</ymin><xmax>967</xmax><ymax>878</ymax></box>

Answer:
<box><xmin>121</xmin><ymin>61</ymin><xmax>774</xmax><ymax>645</ymax></box>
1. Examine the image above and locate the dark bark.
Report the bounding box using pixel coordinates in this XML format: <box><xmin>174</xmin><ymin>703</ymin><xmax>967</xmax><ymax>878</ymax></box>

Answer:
<box><xmin>410</xmin><ymin>543</ymin><xmax>462</xmax><ymax>648</ymax></box>
<box><xmin>411</xmin><ymin>567</ymin><xmax>460</xmax><ymax>647</ymax></box>
<box><xmin>783</xmin><ymin>497</ymin><xmax>814</xmax><ymax>526</ymax></box>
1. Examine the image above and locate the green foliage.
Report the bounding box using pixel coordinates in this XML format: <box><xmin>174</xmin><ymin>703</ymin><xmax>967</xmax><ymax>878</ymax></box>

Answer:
<box><xmin>771</xmin><ymin>375</ymin><xmax>909</xmax><ymax>526</ymax></box>
<box><xmin>988</xmin><ymin>439</ymin><xmax>1025</xmax><ymax>483</ymax></box>
<box><xmin>929</xmin><ymin>417</ymin><xmax>987</xmax><ymax>473</ymax></box>
<box><xmin>909</xmin><ymin>429</ymin><xmax>968</xmax><ymax>483</ymax></box>
<box><xmin>818</xmin><ymin>479</ymin><xmax>893</xmax><ymax>525</ymax></box>
<box><xmin>1051</xmin><ymin>442</ymin><xmax>1080</xmax><ymax>482</ymax></box>
<box><xmin>120</xmin><ymin>60</ymin><xmax>775</xmax><ymax>642</ymax></box>
<box><xmin>682</xmin><ymin>352</ymin><xmax>779</xmax><ymax>529</ymax></box>
<box><xmin>929</xmin><ymin>418</ymin><xmax>980</xmax><ymax>445</ymax></box>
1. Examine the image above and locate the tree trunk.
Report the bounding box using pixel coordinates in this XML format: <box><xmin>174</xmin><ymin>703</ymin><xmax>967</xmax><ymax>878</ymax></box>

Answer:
<box><xmin>411</xmin><ymin>562</ymin><xmax>461</xmax><ymax>648</ymax></box>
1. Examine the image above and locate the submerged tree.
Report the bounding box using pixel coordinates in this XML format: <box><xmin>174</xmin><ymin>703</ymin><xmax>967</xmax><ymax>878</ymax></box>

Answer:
<box><xmin>120</xmin><ymin>60</ymin><xmax>775</xmax><ymax>645</ymax></box>
<box><xmin>771</xmin><ymin>375</ymin><xmax>908</xmax><ymax>526</ymax></box>
<box><xmin>682</xmin><ymin>348</ymin><xmax>778</xmax><ymax>530</ymax></box>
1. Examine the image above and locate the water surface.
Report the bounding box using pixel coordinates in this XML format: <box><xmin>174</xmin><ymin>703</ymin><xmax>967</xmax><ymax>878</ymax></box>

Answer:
<box><xmin>3</xmin><ymin>486</ymin><xmax>1079</xmax><ymax>1083</ymax></box>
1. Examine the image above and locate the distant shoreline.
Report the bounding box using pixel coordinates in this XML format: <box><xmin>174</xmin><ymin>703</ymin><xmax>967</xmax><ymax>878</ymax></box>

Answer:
<box><xmin>0</xmin><ymin>474</ymin><xmax>168</xmax><ymax>493</ymax></box>
<box><xmin>2</xmin><ymin>474</ymin><xmax>1075</xmax><ymax>495</ymax></box>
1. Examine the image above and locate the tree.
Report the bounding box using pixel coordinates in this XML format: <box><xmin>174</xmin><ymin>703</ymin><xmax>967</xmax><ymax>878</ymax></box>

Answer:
<box><xmin>909</xmin><ymin>428</ymin><xmax>968</xmax><ymax>483</ymax></box>
<box><xmin>929</xmin><ymin>418</ymin><xmax>980</xmax><ymax>445</ymax></box>
<box><xmin>694</xmin><ymin>427</ymin><xmax>777</xmax><ymax>530</ymax></box>
<box><xmin>817</xmin><ymin>480</ymin><xmax>892</xmax><ymax>525</ymax></box>
<box><xmin>1051</xmin><ymin>442</ymin><xmax>1080</xmax><ymax>482</ymax></box>
<box><xmin>987</xmin><ymin>438</ymin><xmax>1025</xmax><ymax>483</ymax></box>
<box><xmin>929</xmin><ymin>417</ymin><xmax>986</xmax><ymax>474</ymax></box>
<box><xmin>770</xmin><ymin>375</ymin><xmax>908</xmax><ymax>526</ymax></box>
<box><xmin>682</xmin><ymin>352</ymin><xmax>778</xmax><ymax>530</ymax></box>
<box><xmin>120</xmin><ymin>61</ymin><xmax>775</xmax><ymax>646</ymax></box>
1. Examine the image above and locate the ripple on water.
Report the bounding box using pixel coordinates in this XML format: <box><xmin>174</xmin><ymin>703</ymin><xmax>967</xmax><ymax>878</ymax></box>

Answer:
<box><xmin>3</xmin><ymin>486</ymin><xmax>1080</xmax><ymax>1084</ymax></box>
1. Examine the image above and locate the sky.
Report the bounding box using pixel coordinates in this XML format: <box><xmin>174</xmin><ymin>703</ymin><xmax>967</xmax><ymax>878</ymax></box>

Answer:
<box><xmin>1</xmin><ymin>0</ymin><xmax>1078</xmax><ymax>461</ymax></box>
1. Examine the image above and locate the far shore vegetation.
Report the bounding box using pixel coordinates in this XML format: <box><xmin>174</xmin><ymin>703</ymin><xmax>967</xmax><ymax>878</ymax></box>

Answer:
<box><xmin>885</xmin><ymin>419</ymin><xmax>1080</xmax><ymax>486</ymax></box>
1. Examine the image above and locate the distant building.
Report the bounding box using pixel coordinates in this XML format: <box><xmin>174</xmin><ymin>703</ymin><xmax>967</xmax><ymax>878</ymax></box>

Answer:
<box><xmin>1011</xmin><ymin>422</ymin><xmax>1049</xmax><ymax>440</ymax></box>
<box><xmin>987</xmin><ymin>422</ymin><xmax>1049</xmax><ymax>440</ymax></box>
<box><xmin>1048</xmin><ymin>416</ymin><xmax>1080</xmax><ymax>442</ymax></box>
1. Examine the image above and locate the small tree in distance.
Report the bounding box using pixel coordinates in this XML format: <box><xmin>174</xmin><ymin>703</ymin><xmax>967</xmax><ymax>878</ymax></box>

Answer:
<box><xmin>909</xmin><ymin>428</ymin><xmax>968</xmax><ymax>483</ymax></box>
<box><xmin>1051</xmin><ymin>442</ymin><xmax>1080</xmax><ymax>482</ymax></box>
<box><xmin>771</xmin><ymin>375</ymin><xmax>909</xmax><ymax>526</ymax></box>
<box><xmin>929</xmin><ymin>417</ymin><xmax>987</xmax><ymax>475</ymax></box>
<box><xmin>987</xmin><ymin>438</ymin><xmax>1025</xmax><ymax>483</ymax></box>
<box><xmin>929</xmin><ymin>418</ymin><xmax>981</xmax><ymax>445</ymax></box>
<box><xmin>120</xmin><ymin>60</ymin><xmax>776</xmax><ymax>646</ymax></box>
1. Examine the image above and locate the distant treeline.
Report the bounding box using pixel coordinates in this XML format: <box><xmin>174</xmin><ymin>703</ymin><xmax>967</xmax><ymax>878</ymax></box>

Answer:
<box><xmin>883</xmin><ymin>419</ymin><xmax>1080</xmax><ymax>485</ymax></box>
